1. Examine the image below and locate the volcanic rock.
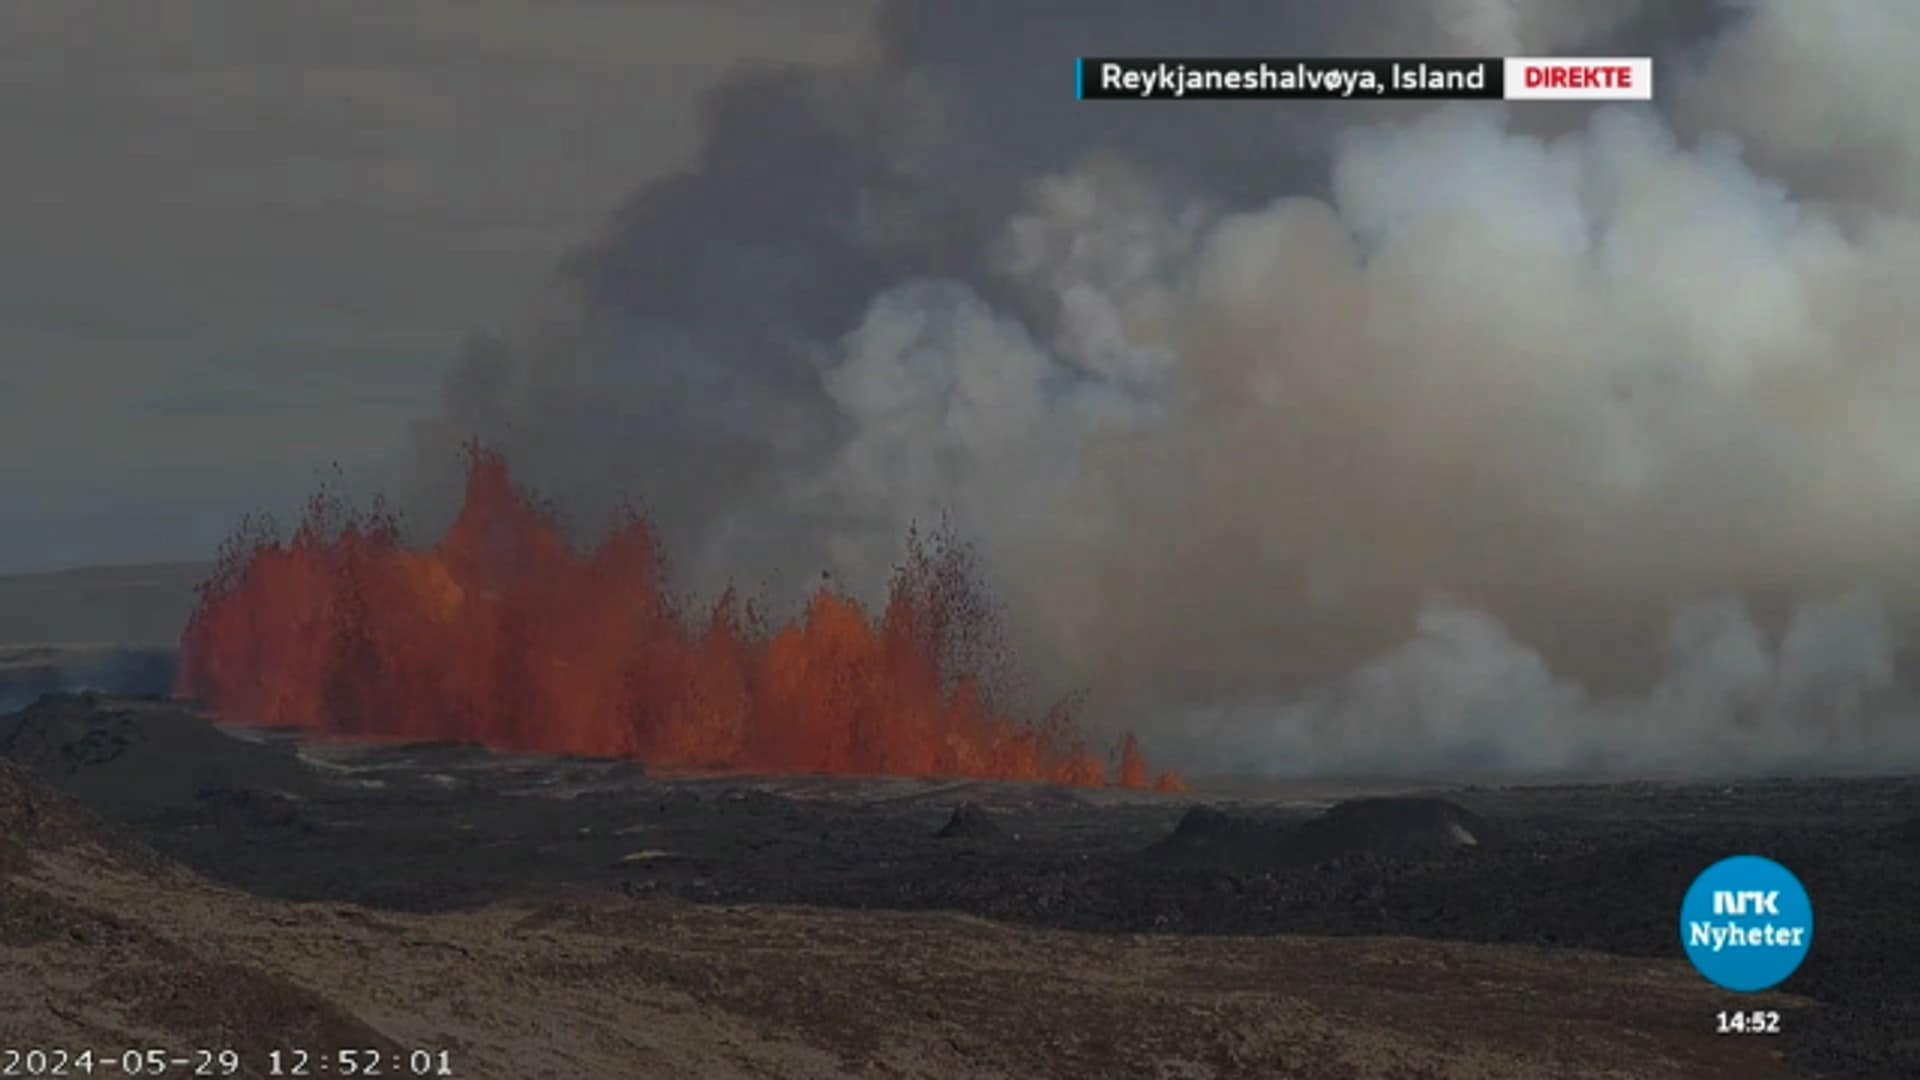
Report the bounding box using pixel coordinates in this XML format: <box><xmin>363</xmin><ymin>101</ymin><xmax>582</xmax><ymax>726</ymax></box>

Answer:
<box><xmin>0</xmin><ymin>693</ymin><xmax>316</xmax><ymax>816</ymax></box>
<box><xmin>1293</xmin><ymin>797</ymin><xmax>1491</xmax><ymax>862</ymax></box>
<box><xmin>1148</xmin><ymin>798</ymin><xmax>1492</xmax><ymax>870</ymax></box>
<box><xmin>0</xmin><ymin>759</ymin><xmax>167</xmax><ymax>877</ymax></box>
<box><xmin>190</xmin><ymin>786</ymin><xmax>313</xmax><ymax>832</ymax></box>
<box><xmin>2</xmin><ymin>759</ymin><xmax>105</xmax><ymax>858</ymax></box>
<box><xmin>1146</xmin><ymin>806</ymin><xmax>1289</xmax><ymax>866</ymax></box>
<box><xmin>936</xmin><ymin>801</ymin><xmax>1002</xmax><ymax>840</ymax></box>
<box><xmin>1167</xmin><ymin>806</ymin><xmax>1255</xmax><ymax>844</ymax></box>
<box><xmin>0</xmin><ymin>768</ymin><xmax>396</xmax><ymax>1053</ymax></box>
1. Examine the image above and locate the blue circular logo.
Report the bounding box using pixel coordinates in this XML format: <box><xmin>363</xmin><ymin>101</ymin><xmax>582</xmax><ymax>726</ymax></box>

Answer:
<box><xmin>1680</xmin><ymin>855</ymin><xmax>1813</xmax><ymax>992</ymax></box>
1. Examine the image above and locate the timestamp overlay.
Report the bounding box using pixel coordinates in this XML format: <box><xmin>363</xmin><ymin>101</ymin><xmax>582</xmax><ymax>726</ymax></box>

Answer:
<box><xmin>0</xmin><ymin>1048</ymin><xmax>455</xmax><ymax>1077</ymax></box>
<box><xmin>1</xmin><ymin>1049</ymin><xmax>241</xmax><ymax>1077</ymax></box>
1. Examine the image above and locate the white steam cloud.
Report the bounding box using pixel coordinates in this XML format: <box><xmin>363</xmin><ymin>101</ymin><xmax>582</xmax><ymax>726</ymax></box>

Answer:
<box><xmin>412</xmin><ymin>0</ymin><xmax>1920</xmax><ymax>777</ymax></box>
<box><xmin>1189</xmin><ymin>591</ymin><xmax>1915</xmax><ymax>777</ymax></box>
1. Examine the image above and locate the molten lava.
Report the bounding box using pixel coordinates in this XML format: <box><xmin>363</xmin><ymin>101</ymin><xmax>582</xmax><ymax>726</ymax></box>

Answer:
<box><xmin>176</xmin><ymin>448</ymin><xmax>1183</xmax><ymax>791</ymax></box>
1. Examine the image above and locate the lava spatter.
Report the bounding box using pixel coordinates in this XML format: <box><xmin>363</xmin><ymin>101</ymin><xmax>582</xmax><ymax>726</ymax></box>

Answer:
<box><xmin>176</xmin><ymin>446</ymin><xmax>1181</xmax><ymax>791</ymax></box>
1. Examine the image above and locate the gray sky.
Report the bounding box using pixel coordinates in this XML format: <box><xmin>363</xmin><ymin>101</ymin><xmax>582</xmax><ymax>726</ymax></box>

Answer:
<box><xmin>0</xmin><ymin>0</ymin><xmax>874</xmax><ymax>573</ymax></box>
<box><xmin>13</xmin><ymin>0</ymin><xmax>1920</xmax><ymax>774</ymax></box>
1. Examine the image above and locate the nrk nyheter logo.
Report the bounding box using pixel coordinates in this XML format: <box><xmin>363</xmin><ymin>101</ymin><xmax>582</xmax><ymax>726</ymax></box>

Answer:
<box><xmin>1680</xmin><ymin>855</ymin><xmax>1813</xmax><ymax>992</ymax></box>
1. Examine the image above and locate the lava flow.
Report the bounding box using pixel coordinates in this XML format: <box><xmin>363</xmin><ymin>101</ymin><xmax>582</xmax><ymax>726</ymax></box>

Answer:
<box><xmin>175</xmin><ymin>447</ymin><xmax>1182</xmax><ymax>791</ymax></box>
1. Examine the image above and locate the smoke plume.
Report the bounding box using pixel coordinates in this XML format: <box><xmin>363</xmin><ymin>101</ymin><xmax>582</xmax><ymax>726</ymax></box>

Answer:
<box><xmin>406</xmin><ymin>0</ymin><xmax>1920</xmax><ymax>776</ymax></box>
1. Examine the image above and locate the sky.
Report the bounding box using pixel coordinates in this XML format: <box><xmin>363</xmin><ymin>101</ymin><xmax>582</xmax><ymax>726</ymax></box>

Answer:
<box><xmin>12</xmin><ymin>1</ymin><xmax>1920</xmax><ymax>774</ymax></box>
<box><xmin>0</xmin><ymin>0</ymin><xmax>875</xmax><ymax>573</ymax></box>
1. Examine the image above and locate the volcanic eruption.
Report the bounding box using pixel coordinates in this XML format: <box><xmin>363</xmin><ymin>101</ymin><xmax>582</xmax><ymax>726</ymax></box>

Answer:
<box><xmin>175</xmin><ymin>446</ymin><xmax>1180</xmax><ymax>791</ymax></box>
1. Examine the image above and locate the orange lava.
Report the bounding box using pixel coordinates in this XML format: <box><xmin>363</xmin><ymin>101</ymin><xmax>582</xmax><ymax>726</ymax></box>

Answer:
<box><xmin>176</xmin><ymin>447</ymin><xmax>1183</xmax><ymax>791</ymax></box>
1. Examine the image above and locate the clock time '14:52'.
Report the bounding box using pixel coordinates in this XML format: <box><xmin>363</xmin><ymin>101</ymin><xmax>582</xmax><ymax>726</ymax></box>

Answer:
<box><xmin>1715</xmin><ymin>1010</ymin><xmax>1781</xmax><ymax>1035</ymax></box>
<box><xmin>266</xmin><ymin>1049</ymin><xmax>453</xmax><ymax>1076</ymax></box>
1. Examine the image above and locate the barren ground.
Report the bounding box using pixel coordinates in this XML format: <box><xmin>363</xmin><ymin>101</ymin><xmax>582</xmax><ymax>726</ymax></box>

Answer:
<box><xmin>3</xmin><ymin>692</ymin><xmax>1915</xmax><ymax>1078</ymax></box>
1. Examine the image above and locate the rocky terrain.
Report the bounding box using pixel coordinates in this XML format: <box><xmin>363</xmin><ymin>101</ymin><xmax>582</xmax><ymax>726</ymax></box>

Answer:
<box><xmin>5</xmin><ymin>693</ymin><xmax>1916</xmax><ymax>1077</ymax></box>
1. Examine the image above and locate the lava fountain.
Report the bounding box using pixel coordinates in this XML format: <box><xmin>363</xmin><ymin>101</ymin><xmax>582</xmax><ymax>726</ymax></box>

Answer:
<box><xmin>176</xmin><ymin>447</ymin><xmax>1182</xmax><ymax>791</ymax></box>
